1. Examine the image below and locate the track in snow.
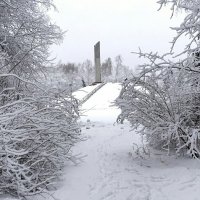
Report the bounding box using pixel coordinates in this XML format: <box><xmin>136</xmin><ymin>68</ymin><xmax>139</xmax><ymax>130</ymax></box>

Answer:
<box><xmin>54</xmin><ymin>82</ymin><xmax>200</xmax><ymax>200</ymax></box>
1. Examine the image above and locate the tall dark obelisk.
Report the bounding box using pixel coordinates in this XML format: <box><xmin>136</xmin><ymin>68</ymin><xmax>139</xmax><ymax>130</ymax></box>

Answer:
<box><xmin>94</xmin><ymin>41</ymin><xmax>101</xmax><ymax>83</ymax></box>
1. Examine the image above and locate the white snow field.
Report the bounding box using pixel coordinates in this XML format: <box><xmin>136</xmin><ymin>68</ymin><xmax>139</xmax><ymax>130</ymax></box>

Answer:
<box><xmin>54</xmin><ymin>83</ymin><xmax>200</xmax><ymax>200</ymax></box>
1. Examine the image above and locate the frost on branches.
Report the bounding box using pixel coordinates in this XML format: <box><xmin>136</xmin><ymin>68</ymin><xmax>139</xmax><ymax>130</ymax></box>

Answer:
<box><xmin>0</xmin><ymin>0</ymin><xmax>80</xmax><ymax>198</ymax></box>
<box><xmin>117</xmin><ymin>0</ymin><xmax>200</xmax><ymax>158</ymax></box>
<box><xmin>0</xmin><ymin>84</ymin><xmax>80</xmax><ymax>197</ymax></box>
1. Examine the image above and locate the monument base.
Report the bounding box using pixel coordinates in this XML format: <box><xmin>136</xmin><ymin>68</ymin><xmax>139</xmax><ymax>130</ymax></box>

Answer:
<box><xmin>91</xmin><ymin>81</ymin><xmax>103</xmax><ymax>85</ymax></box>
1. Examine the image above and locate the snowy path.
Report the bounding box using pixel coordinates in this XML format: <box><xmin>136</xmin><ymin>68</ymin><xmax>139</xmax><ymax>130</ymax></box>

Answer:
<box><xmin>55</xmin><ymin>83</ymin><xmax>200</xmax><ymax>200</ymax></box>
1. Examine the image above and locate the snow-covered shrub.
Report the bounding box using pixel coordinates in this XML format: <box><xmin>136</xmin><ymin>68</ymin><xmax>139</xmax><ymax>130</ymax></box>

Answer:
<box><xmin>117</xmin><ymin>0</ymin><xmax>200</xmax><ymax>158</ymax></box>
<box><xmin>0</xmin><ymin>79</ymin><xmax>80</xmax><ymax>197</ymax></box>
<box><xmin>117</xmin><ymin>51</ymin><xmax>200</xmax><ymax>158</ymax></box>
<box><xmin>0</xmin><ymin>0</ymin><xmax>81</xmax><ymax>198</ymax></box>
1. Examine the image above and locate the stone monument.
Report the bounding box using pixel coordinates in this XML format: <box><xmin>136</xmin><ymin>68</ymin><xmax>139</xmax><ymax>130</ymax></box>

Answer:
<box><xmin>94</xmin><ymin>41</ymin><xmax>101</xmax><ymax>83</ymax></box>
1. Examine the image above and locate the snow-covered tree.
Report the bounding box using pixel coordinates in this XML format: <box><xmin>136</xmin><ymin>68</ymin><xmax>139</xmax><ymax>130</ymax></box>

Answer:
<box><xmin>0</xmin><ymin>0</ymin><xmax>62</xmax><ymax>78</ymax></box>
<box><xmin>102</xmin><ymin>57</ymin><xmax>112</xmax><ymax>79</ymax></box>
<box><xmin>114</xmin><ymin>55</ymin><xmax>123</xmax><ymax>81</ymax></box>
<box><xmin>113</xmin><ymin>55</ymin><xmax>133</xmax><ymax>82</ymax></box>
<box><xmin>0</xmin><ymin>0</ymin><xmax>81</xmax><ymax>198</ymax></box>
<box><xmin>117</xmin><ymin>0</ymin><xmax>200</xmax><ymax>158</ymax></box>
<box><xmin>79</xmin><ymin>59</ymin><xmax>94</xmax><ymax>86</ymax></box>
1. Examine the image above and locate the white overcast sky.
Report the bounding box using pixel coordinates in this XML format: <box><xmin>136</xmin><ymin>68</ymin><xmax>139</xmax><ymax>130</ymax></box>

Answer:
<box><xmin>49</xmin><ymin>0</ymin><xmax>185</xmax><ymax>69</ymax></box>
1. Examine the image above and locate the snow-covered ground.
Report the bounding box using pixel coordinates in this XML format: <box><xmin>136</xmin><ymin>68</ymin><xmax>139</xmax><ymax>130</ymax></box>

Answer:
<box><xmin>55</xmin><ymin>82</ymin><xmax>200</xmax><ymax>200</ymax></box>
<box><xmin>72</xmin><ymin>84</ymin><xmax>100</xmax><ymax>101</ymax></box>
<box><xmin>3</xmin><ymin>83</ymin><xmax>200</xmax><ymax>200</ymax></box>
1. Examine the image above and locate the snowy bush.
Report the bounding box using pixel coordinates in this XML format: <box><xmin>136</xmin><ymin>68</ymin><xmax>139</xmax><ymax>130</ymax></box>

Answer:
<box><xmin>117</xmin><ymin>0</ymin><xmax>200</xmax><ymax>158</ymax></box>
<box><xmin>0</xmin><ymin>79</ymin><xmax>80</xmax><ymax>197</ymax></box>
<box><xmin>0</xmin><ymin>0</ymin><xmax>81</xmax><ymax>198</ymax></box>
<box><xmin>117</xmin><ymin>58</ymin><xmax>200</xmax><ymax>157</ymax></box>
